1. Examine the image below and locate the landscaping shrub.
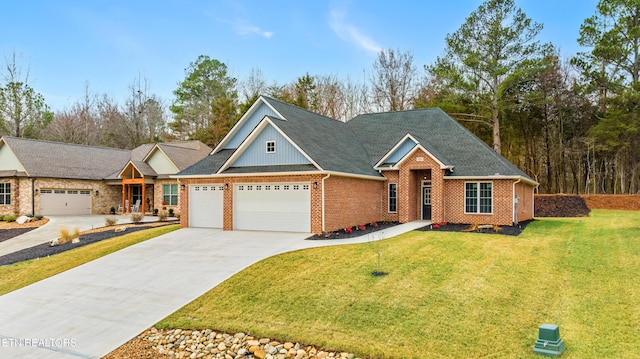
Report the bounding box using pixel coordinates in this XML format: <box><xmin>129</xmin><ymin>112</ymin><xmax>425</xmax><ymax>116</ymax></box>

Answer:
<box><xmin>158</xmin><ymin>212</ymin><xmax>168</xmax><ymax>222</ymax></box>
<box><xmin>4</xmin><ymin>215</ymin><xmax>17</xmax><ymax>222</ymax></box>
<box><xmin>105</xmin><ymin>217</ymin><xmax>118</xmax><ymax>226</ymax></box>
<box><xmin>58</xmin><ymin>228</ymin><xmax>72</xmax><ymax>245</ymax></box>
<box><xmin>131</xmin><ymin>213</ymin><xmax>144</xmax><ymax>224</ymax></box>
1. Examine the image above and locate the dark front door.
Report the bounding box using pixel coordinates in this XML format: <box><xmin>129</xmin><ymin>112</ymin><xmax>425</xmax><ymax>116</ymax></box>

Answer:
<box><xmin>422</xmin><ymin>185</ymin><xmax>432</xmax><ymax>220</ymax></box>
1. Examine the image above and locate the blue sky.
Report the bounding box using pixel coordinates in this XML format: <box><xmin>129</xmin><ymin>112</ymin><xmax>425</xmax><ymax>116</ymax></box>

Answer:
<box><xmin>1</xmin><ymin>0</ymin><xmax>598</xmax><ymax>112</ymax></box>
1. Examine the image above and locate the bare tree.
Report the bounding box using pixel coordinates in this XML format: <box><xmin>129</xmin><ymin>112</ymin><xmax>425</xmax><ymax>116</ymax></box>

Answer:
<box><xmin>370</xmin><ymin>49</ymin><xmax>417</xmax><ymax>112</ymax></box>
<box><xmin>45</xmin><ymin>82</ymin><xmax>102</xmax><ymax>145</ymax></box>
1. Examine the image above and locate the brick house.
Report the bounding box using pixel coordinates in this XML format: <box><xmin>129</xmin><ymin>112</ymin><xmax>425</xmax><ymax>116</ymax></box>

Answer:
<box><xmin>175</xmin><ymin>96</ymin><xmax>537</xmax><ymax>234</ymax></box>
<box><xmin>0</xmin><ymin>137</ymin><xmax>210</xmax><ymax>216</ymax></box>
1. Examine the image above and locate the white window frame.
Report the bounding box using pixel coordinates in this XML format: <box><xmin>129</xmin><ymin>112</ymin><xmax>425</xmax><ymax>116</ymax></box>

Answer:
<box><xmin>388</xmin><ymin>183</ymin><xmax>398</xmax><ymax>213</ymax></box>
<box><xmin>266</xmin><ymin>140</ymin><xmax>276</xmax><ymax>153</ymax></box>
<box><xmin>464</xmin><ymin>181</ymin><xmax>493</xmax><ymax>214</ymax></box>
<box><xmin>163</xmin><ymin>184</ymin><xmax>179</xmax><ymax>206</ymax></box>
<box><xmin>0</xmin><ymin>182</ymin><xmax>10</xmax><ymax>205</ymax></box>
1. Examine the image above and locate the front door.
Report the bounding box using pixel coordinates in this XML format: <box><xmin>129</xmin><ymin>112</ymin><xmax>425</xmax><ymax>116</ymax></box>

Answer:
<box><xmin>422</xmin><ymin>184</ymin><xmax>432</xmax><ymax>220</ymax></box>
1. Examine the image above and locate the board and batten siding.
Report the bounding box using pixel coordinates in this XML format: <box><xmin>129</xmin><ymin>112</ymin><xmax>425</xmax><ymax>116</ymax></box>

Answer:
<box><xmin>385</xmin><ymin>138</ymin><xmax>417</xmax><ymax>164</ymax></box>
<box><xmin>226</xmin><ymin>103</ymin><xmax>280</xmax><ymax>149</ymax></box>
<box><xmin>232</xmin><ymin>124</ymin><xmax>311</xmax><ymax>167</ymax></box>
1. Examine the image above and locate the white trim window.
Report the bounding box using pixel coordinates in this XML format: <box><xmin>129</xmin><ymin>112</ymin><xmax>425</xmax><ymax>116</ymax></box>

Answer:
<box><xmin>465</xmin><ymin>182</ymin><xmax>492</xmax><ymax>214</ymax></box>
<box><xmin>266</xmin><ymin>140</ymin><xmax>276</xmax><ymax>153</ymax></box>
<box><xmin>163</xmin><ymin>184</ymin><xmax>178</xmax><ymax>206</ymax></box>
<box><xmin>388</xmin><ymin>183</ymin><xmax>397</xmax><ymax>213</ymax></box>
<box><xmin>0</xmin><ymin>183</ymin><xmax>10</xmax><ymax>205</ymax></box>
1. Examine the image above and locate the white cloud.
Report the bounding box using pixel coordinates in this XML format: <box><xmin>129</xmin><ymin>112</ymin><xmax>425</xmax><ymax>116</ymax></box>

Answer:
<box><xmin>329</xmin><ymin>6</ymin><xmax>382</xmax><ymax>54</ymax></box>
<box><xmin>235</xmin><ymin>23</ymin><xmax>274</xmax><ymax>39</ymax></box>
<box><xmin>219</xmin><ymin>18</ymin><xmax>274</xmax><ymax>39</ymax></box>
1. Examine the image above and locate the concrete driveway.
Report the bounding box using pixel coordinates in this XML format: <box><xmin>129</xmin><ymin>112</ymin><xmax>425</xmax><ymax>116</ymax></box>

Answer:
<box><xmin>0</xmin><ymin>215</ymin><xmax>160</xmax><ymax>257</ymax></box>
<box><xmin>0</xmin><ymin>222</ymin><xmax>427</xmax><ymax>358</ymax></box>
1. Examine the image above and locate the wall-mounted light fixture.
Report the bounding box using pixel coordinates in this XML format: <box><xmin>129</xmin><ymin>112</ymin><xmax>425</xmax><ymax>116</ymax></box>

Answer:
<box><xmin>313</xmin><ymin>181</ymin><xmax>318</xmax><ymax>189</ymax></box>
<box><xmin>95</xmin><ymin>190</ymin><xmax>99</xmax><ymax>196</ymax></box>
<box><xmin>180</xmin><ymin>184</ymin><xmax>185</xmax><ymax>191</ymax></box>
<box><xmin>224</xmin><ymin>183</ymin><xmax>229</xmax><ymax>190</ymax></box>
<box><xmin>35</xmin><ymin>189</ymin><xmax>39</xmax><ymax>194</ymax></box>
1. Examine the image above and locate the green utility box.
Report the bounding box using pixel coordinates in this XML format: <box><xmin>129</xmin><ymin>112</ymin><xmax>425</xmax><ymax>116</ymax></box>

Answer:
<box><xmin>533</xmin><ymin>324</ymin><xmax>566</xmax><ymax>357</ymax></box>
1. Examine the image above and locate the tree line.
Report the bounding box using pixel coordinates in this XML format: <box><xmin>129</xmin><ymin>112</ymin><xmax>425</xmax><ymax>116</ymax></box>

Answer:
<box><xmin>0</xmin><ymin>0</ymin><xmax>638</xmax><ymax>194</ymax></box>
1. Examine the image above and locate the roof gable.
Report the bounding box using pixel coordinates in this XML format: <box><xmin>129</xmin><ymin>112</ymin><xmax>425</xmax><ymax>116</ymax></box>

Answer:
<box><xmin>216</xmin><ymin>97</ymin><xmax>283</xmax><ymax>151</ymax></box>
<box><xmin>0</xmin><ymin>139</ymin><xmax>26</xmax><ymax>173</ymax></box>
<box><xmin>348</xmin><ymin>108</ymin><xmax>532</xmax><ymax>179</ymax></box>
<box><xmin>376</xmin><ymin>134</ymin><xmax>418</xmax><ymax>167</ymax></box>
<box><xmin>146</xmin><ymin>149</ymin><xmax>179</xmax><ymax>174</ymax></box>
<box><xmin>228</xmin><ymin>121</ymin><xmax>312</xmax><ymax>168</ymax></box>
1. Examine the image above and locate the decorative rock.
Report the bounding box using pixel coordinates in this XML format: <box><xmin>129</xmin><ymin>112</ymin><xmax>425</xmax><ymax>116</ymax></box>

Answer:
<box><xmin>142</xmin><ymin>327</ymin><xmax>357</xmax><ymax>359</ymax></box>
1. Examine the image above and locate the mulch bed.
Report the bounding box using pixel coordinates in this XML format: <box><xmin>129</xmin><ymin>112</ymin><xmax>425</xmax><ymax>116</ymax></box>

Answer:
<box><xmin>306</xmin><ymin>222</ymin><xmax>400</xmax><ymax>240</ymax></box>
<box><xmin>0</xmin><ymin>228</ymin><xmax>36</xmax><ymax>243</ymax></box>
<box><xmin>535</xmin><ymin>195</ymin><xmax>591</xmax><ymax>217</ymax></box>
<box><xmin>0</xmin><ymin>223</ymin><xmax>174</xmax><ymax>266</ymax></box>
<box><xmin>416</xmin><ymin>220</ymin><xmax>533</xmax><ymax>236</ymax></box>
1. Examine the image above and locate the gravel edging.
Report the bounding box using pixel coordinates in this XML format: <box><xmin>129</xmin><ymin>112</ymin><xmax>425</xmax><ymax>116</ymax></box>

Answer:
<box><xmin>106</xmin><ymin>327</ymin><xmax>361</xmax><ymax>359</ymax></box>
<box><xmin>0</xmin><ymin>224</ymin><xmax>173</xmax><ymax>266</ymax></box>
<box><xmin>0</xmin><ymin>228</ymin><xmax>36</xmax><ymax>243</ymax></box>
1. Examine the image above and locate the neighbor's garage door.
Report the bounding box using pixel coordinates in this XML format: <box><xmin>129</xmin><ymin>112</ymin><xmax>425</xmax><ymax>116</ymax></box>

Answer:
<box><xmin>189</xmin><ymin>185</ymin><xmax>224</xmax><ymax>228</ymax></box>
<box><xmin>40</xmin><ymin>189</ymin><xmax>92</xmax><ymax>215</ymax></box>
<box><xmin>234</xmin><ymin>183</ymin><xmax>310</xmax><ymax>232</ymax></box>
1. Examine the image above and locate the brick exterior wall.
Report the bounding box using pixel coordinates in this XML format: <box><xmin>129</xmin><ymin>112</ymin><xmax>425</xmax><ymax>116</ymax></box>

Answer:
<box><xmin>380</xmin><ymin>171</ymin><xmax>399</xmax><ymax>222</ymax></box>
<box><xmin>397</xmin><ymin>148</ymin><xmax>444</xmax><ymax>223</ymax></box>
<box><xmin>515</xmin><ymin>181</ymin><xmax>534</xmax><ymax>222</ymax></box>
<box><xmin>177</xmin><ymin>160</ymin><xmax>536</xmax><ymax>233</ymax></box>
<box><xmin>444</xmin><ymin>179</ymin><xmax>516</xmax><ymax>226</ymax></box>
<box><xmin>154</xmin><ymin>179</ymin><xmax>181</xmax><ymax>216</ymax></box>
<box><xmin>178</xmin><ymin>174</ymin><xmax>324</xmax><ymax>233</ymax></box>
<box><xmin>322</xmin><ymin>175</ymin><xmax>384</xmax><ymax>233</ymax></box>
<box><xmin>0</xmin><ymin>177</ymin><xmax>123</xmax><ymax>216</ymax></box>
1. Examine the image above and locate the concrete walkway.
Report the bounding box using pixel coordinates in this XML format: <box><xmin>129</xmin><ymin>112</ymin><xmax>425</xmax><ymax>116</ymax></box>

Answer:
<box><xmin>0</xmin><ymin>215</ymin><xmax>160</xmax><ymax>257</ymax></box>
<box><xmin>0</xmin><ymin>221</ymin><xmax>428</xmax><ymax>358</ymax></box>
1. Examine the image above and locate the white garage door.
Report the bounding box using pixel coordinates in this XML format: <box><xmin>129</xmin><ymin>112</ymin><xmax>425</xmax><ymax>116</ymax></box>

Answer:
<box><xmin>40</xmin><ymin>189</ymin><xmax>92</xmax><ymax>215</ymax></box>
<box><xmin>234</xmin><ymin>183</ymin><xmax>310</xmax><ymax>232</ymax></box>
<box><xmin>189</xmin><ymin>185</ymin><xmax>224</xmax><ymax>228</ymax></box>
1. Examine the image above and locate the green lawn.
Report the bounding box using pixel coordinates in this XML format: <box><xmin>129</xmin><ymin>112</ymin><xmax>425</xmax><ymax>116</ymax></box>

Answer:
<box><xmin>0</xmin><ymin>225</ymin><xmax>179</xmax><ymax>296</ymax></box>
<box><xmin>158</xmin><ymin>210</ymin><xmax>640</xmax><ymax>358</ymax></box>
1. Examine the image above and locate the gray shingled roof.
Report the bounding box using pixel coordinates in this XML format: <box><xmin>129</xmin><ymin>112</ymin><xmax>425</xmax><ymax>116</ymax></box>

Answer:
<box><xmin>156</xmin><ymin>141</ymin><xmax>212</xmax><ymax>170</ymax></box>
<box><xmin>177</xmin><ymin>149</ymin><xmax>234</xmax><ymax>176</ymax></box>
<box><xmin>2</xmin><ymin>137</ymin><xmax>131</xmax><ymax>180</ymax></box>
<box><xmin>262</xmin><ymin>97</ymin><xmax>380</xmax><ymax>177</ymax></box>
<box><xmin>177</xmin><ymin>97</ymin><xmax>534</xmax><ymax>182</ymax></box>
<box><xmin>348</xmin><ymin>108</ymin><xmax>532</xmax><ymax>178</ymax></box>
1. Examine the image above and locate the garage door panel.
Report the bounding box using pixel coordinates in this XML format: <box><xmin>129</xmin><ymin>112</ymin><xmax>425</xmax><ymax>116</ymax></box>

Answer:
<box><xmin>234</xmin><ymin>183</ymin><xmax>310</xmax><ymax>232</ymax></box>
<box><xmin>40</xmin><ymin>189</ymin><xmax>92</xmax><ymax>215</ymax></box>
<box><xmin>189</xmin><ymin>185</ymin><xmax>224</xmax><ymax>228</ymax></box>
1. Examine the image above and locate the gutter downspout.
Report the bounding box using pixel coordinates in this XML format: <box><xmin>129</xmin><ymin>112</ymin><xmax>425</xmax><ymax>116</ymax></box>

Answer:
<box><xmin>321</xmin><ymin>173</ymin><xmax>331</xmax><ymax>233</ymax></box>
<box><xmin>31</xmin><ymin>178</ymin><xmax>37</xmax><ymax>216</ymax></box>
<box><xmin>512</xmin><ymin>177</ymin><xmax>521</xmax><ymax>224</ymax></box>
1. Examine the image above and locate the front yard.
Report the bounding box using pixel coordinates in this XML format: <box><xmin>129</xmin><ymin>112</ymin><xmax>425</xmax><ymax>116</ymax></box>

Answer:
<box><xmin>158</xmin><ymin>210</ymin><xmax>640</xmax><ymax>358</ymax></box>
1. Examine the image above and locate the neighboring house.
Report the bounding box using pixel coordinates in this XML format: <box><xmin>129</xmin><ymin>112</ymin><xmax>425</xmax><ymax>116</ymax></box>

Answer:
<box><xmin>0</xmin><ymin>137</ymin><xmax>211</xmax><ymax>216</ymax></box>
<box><xmin>175</xmin><ymin>96</ymin><xmax>538</xmax><ymax>234</ymax></box>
